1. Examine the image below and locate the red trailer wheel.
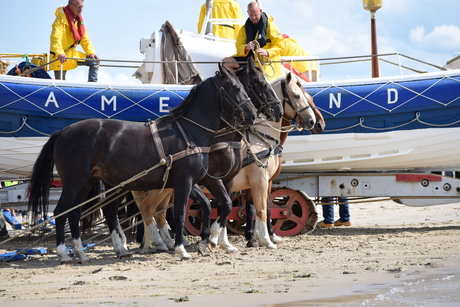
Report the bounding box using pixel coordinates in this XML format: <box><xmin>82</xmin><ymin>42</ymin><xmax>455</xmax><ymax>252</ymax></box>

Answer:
<box><xmin>184</xmin><ymin>193</ymin><xmax>218</xmax><ymax>236</ymax></box>
<box><xmin>269</xmin><ymin>188</ymin><xmax>313</xmax><ymax>237</ymax></box>
<box><xmin>225</xmin><ymin>193</ymin><xmax>248</xmax><ymax>236</ymax></box>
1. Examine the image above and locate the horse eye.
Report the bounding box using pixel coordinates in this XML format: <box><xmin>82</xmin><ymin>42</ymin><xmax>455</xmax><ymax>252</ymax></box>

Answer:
<box><xmin>294</xmin><ymin>94</ymin><xmax>300</xmax><ymax>99</ymax></box>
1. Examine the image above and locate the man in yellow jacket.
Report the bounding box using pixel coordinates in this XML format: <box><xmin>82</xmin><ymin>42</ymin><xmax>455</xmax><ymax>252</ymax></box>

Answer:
<box><xmin>223</xmin><ymin>1</ymin><xmax>284</xmax><ymax>81</ymax></box>
<box><xmin>49</xmin><ymin>0</ymin><xmax>99</xmax><ymax>81</ymax></box>
<box><xmin>280</xmin><ymin>34</ymin><xmax>318</xmax><ymax>81</ymax></box>
<box><xmin>197</xmin><ymin>0</ymin><xmax>243</xmax><ymax>40</ymax></box>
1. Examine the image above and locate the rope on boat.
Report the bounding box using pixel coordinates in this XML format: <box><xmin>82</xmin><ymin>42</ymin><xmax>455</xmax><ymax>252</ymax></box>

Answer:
<box><xmin>6</xmin><ymin>52</ymin><xmax>447</xmax><ymax>77</ymax></box>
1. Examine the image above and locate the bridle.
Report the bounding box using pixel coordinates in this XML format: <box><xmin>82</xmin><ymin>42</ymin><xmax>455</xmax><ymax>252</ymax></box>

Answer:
<box><xmin>212</xmin><ymin>72</ymin><xmax>253</xmax><ymax>126</ymax></box>
<box><xmin>280</xmin><ymin>79</ymin><xmax>314</xmax><ymax>124</ymax></box>
<box><xmin>236</xmin><ymin>65</ymin><xmax>279</xmax><ymax>120</ymax></box>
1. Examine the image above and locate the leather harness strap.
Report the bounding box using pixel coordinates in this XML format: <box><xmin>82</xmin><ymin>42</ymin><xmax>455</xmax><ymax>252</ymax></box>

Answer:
<box><xmin>210</xmin><ymin>141</ymin><xmax>241</xmax><ymax>153</ymax></box>
<box><xmin>149</xmin><ymin>119</ymin><xmax>211</xmax><ymax>163</ymax></box>
<box><xmin>148</xmin><ymin>119</ymin><xmax>210</xmax><ymax>191</ymax></box>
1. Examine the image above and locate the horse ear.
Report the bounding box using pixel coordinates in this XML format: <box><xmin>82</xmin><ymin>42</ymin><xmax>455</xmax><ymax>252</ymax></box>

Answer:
<box><xmin>286</xmin><ymin>71</ymin><xmax>293</xmax><ymax>84</ymax></box>
<box><xmin>220</xmin><ymin>61</ymin><xmax>233</xmax><ymax>79</ymax></box>
<box><xmin>248</xmin><ymin>56</ymin><xmax>255</xmax><ymax>68</ymax></box>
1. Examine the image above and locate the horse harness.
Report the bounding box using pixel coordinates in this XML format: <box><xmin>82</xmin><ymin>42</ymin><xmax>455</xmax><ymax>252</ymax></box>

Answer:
<box><xmin>147</xmin><ymin>74</ymin><xmax>252</xmax><ymax>190</ymax></box>
<box><xmin>237</xmin><ymin>65</ymin><xmax>278</xmax><ymax>119</ymax></box>
<box><xmin>148</xmin><ymin>119</ymin><xmax>210</xmax><ymax>191</ymax></box>
<box><xmin>241</xmin><ymin>79</ymin><xmax>314</xmax><ymax>169</ymax></box>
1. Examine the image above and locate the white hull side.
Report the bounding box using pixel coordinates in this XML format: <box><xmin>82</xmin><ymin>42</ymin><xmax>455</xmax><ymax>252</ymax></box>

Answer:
<box><xmin>0</xmin><ymin>127</ymin><xmax>458</xmax><ymax>180</ymax></box>
<box><xmin>281</xmin><ymin>127</ymin><xmax>460</xmax><ymax>172</ymax></box>
<box><xmin>0</xmin><ymin>137</ymin><xmax>48</xmax><ymax>179</ymax></box>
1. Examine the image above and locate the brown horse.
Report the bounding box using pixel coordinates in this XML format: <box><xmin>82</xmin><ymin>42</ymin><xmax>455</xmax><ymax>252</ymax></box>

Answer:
<box><xmin>27</xmin><ymin>63</ymin><xmax>257</xmax><ymax>263</ymax></box>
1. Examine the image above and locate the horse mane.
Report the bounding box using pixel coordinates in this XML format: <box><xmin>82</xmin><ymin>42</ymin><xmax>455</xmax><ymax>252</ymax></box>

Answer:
<box><xmin>169</xmin><ymin>76</ymin><xmax>213</xmax><ymax>119</ymax></box>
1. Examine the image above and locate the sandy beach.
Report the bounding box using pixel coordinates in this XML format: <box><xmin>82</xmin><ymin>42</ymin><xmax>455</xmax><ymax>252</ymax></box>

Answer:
<box><xmin>1</xmin><ymin>199</ymin><xmax>459</xmax><ymax>306</ymax></box>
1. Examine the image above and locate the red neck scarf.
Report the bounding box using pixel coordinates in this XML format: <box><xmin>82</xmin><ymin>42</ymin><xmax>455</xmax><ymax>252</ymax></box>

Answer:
<box><xmin>64</xmin><ymin>5</ymin><xmax>85</xmax><ymax>42</ymax></box>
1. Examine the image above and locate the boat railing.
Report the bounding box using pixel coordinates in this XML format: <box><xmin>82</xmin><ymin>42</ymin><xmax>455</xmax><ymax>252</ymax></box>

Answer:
<box><xmin>1</xmin><ymin>52</ymin><xmax>450</xmax><ymax>83</ymax></box>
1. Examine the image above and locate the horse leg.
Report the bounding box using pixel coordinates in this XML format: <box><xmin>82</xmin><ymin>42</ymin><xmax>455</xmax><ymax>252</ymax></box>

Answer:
<box><xmin>204</xmin><ymin>181</ymin><xmax>238</xmax><ymax>254</ymax></box>
<box><xmin>243</xmin><ymin>190</ymin><xmax>259</xmax><ymax>248</ymax></box>
<box><xmin>155</xmin><ymin>192</ymin><xmax>175</xmax><ymax>250</ymax></box>
<box><xmin>250</xmin><ymin>181</ymin><xmax>276</xmax><ymax>249</ymax></box>
<box><xmin>189</xmin><ymin>184</ymin><xmax>213</xmax><ymax>250</ymax></box>
<box><xmin>137</xmin><ymin>189</ymin><xmax>171</xmax><ymax>252</ymax></box>
<box><xmin>267</xmin><ymin>157</ymin><xmax>283</xmax><ymax>244</ymax></box>
<box><xmin>156</xmin><ymin>196</ymin><xmax>191</xmax><ymax>248</ymax></box>
<box><xmin>54</xmin><ymin>181</ymin><xmax>93</xmax><ymax>265</ymax></box>
<box><xmin>53</xmin><ymin>204</ymin><xmax>73</xmax><ymax>265</ymax></box>
<box><xmin>101</xmin><ymin>189</ymin><xmax>131</xmax><ymax>258</ymax></box>
<box><xmin>173</xmin><ymin>184</ymin><xmax>193</xmax><ymax>260</ymax></box>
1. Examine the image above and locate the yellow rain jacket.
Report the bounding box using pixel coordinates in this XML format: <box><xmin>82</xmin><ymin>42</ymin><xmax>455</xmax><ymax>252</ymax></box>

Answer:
<box><xmin>280</xmin><ymin>37</ymin><xmax>318</xmax><ymax>74</ymax></box>
<box><xmin>235</xmin><ymin>16</ymin><xmax>284</xmax><ymax>81</ymax></box>
<box><xmin>49</xmin><ymin>7</ymin><xmax>96</xmax><ymax>71</ymax></box>
<box><xmin>197</xmin><ymin>0</ymin><xmax>243</xmax><ymax>40</ymax></box>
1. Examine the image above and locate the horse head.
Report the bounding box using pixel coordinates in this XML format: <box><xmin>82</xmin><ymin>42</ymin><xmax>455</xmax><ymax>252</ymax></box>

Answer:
<box><xmin>216</xmin><ymin>62</ymin><xmax>257</xmax><ymax>126</ymax></box>
<box><xmin>281</xmin><ymin>72</ymin><xmax>316</xmax><ymax>130</ymax></box>
<box><xmin>236</xmin><ymin>57</ymin><xmax>283</xmax><ymax>122</ymax></box>
<box><xmin>295</xmin><ymin>79</ymin><xmax>326</xmax><ymax>134</ymax></box>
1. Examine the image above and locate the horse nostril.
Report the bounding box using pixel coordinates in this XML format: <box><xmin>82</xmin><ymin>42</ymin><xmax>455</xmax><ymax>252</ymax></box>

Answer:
<box><xmin>251</xmin><ymin>115</ymin><xmax>257</xmax><ymax>122</ymax></box>
<box><xmin>316</xmin><ymin>122</ymin><xmax>325</xmax><ymax>133</ymax></box>
<box><xmin>309</xmin><ymin>119</ymin><xmax>315</xmax><ymax>128</ymax></box>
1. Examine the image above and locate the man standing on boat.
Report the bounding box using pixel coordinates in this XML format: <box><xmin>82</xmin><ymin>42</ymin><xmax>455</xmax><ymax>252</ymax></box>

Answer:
<box><xmin>49</xmin><ymin>0</ymin><xmax>99</xmax><ymax>82</ymax></box>
<box><xmin>197</xmin><ymin>0</ymin><xmax>243</xmax><ymax>40</ymax></box>
<box><xmin>223</xmin><ymin>1</ymin><xmax>284</xmax><ymax>81</ymax></box>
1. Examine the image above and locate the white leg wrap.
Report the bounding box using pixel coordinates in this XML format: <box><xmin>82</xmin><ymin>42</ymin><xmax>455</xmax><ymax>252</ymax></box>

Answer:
<box><xmin>218</xmin><ymin>227</ymin><xmax>238</xmax><ymax>253</ymax></box>
<box><xmin>73</xmin><ymin>237</ymin><xmax>90</xmax><ymax>263</ymax></box>
<box><xmin>56</xmin><ymin>243</ymin><xmax>73</xmax><ymax>264</ymax></box>
<box><xmin>175</xmin><ymin>244</ymin><xmax>191</xmax><ymax>259</ymax></box>
<box><xmin>159</xmin><ymin>224</ymin><xmax>175</xmax><ymax>250</ymax></box>
<box><xmin>209</xmin><ymin>220</ymin><xmax>221</xmax><ymax>246</ymax></box>
<box><xmin>147</xmin><ymin>220</ymin><xmax>168</xmax><ymax>251</ymax></box>
<box><xmin>256</xmin><ymin>217</ymin><xmax>277</xmax><ymax>249</ymax></box>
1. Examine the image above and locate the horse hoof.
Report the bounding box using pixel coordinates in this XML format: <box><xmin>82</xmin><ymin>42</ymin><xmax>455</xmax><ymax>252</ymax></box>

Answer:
<box><xmin>156</xmin><ymin>244</ymin><xmax>169</xmax><ymax>252</ymax></box>
<box><xmin>118</xmin><ymin>253</ymin><xmax>133</xmax><ymax>259</ymax></box>
<box><xmin>197</xmin><ymin>241</ymin><xmax>207</xmax><ymax>256</ymax></box>
<box><xmin>226</xmin><ymin>249</ymin><xmax>239</xmax><ymax>254</ymax></box>
<box><xmin>267</xmin><ymin>243</ymin><xmax>277</xmax><ymax>249</ymax></box>
<box><xmin>271</xmin><ymin>236</ymin><xmax>283</xmax><ymax>245</ymax></box>
<box><xmin>60</xmin><ymin>260</ymin><xmax>74</xmax><ymax>266</ymax></box>
<box><xmin>246</xmin><ymin>240</ymin><xmax>259</xmax><ymax>248</ymax></box>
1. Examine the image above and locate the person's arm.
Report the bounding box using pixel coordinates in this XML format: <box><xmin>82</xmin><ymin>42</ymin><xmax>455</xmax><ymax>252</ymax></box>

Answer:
<box><xmin>50</xmin><ymin>16</ymin><xmax>66</xmax><ymax>63</ymax></box>
<box><xmin>235</xmin><ymin>26</ymin><xmax>249</xmax><ymax>56</ymax></box>
<box><xmin>197</xmin><ymin>4</ymin><xmax>206</xmax><ymax>34</ymax></box>
<box><xmin>263</xmin><ymin>21</ymin><xmax>284</xmax><ymax>58</ymax></box>
<box><xmin>80</xmin><ymin>30</ymin><xmax>97</xmax><ymax>58</ymax></box>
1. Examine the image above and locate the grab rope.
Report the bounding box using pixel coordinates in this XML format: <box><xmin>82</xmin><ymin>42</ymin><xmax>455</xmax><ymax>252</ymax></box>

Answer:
<box><xmin>250</xmin><ymin>40</ymin><xmax>275</xmax><ymax>79</ymax></box>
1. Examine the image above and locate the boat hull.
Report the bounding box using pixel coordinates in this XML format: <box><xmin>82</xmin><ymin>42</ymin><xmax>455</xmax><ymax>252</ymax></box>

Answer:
<box><xmin>1</xmin><ymin>68</ymin><xmax>459</xmax><ymax>179</ymax></box>
<box><xmin>282</xmin><ymin>127</ymin><xmax>460</xmax><ymax>172</ymax></box>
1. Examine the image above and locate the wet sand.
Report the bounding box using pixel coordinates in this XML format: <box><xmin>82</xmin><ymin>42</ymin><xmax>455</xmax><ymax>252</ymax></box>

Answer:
<box><xmin>1</xmin><ymin>199</ymin><xmax>459</xmax><ymax>306</ymax></box>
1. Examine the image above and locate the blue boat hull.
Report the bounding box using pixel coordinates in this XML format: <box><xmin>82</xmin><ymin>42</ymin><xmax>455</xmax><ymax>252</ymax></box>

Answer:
<box><xmin>1</xmin><ymin>70</ymin><xmax>459</xmax><ymax>138</ymax></box>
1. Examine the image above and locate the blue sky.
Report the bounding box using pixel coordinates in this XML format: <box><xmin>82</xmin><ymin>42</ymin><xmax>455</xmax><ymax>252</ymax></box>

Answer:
<box><xmin>1</xmin><ymin>0</ymin><xmax>459</xmax><ymax>83</ymax></box>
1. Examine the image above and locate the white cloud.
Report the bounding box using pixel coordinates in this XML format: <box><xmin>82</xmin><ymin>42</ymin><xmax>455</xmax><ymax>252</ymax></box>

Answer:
<box><xmin>410</xmin><ymin>25</ymin><xmax>460</xmax><ymax>51</ymax></box>
<box><xmin>410</xmin><ymin>26</ymin><xmax>426</xmax><ymax>43</ymax></box>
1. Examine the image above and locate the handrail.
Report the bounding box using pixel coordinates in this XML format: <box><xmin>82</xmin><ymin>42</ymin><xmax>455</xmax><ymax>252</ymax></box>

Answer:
<box><xmin>1</xmin><ymin>52</ymin><xmax>449</xmax><ymax>80</ymax></box>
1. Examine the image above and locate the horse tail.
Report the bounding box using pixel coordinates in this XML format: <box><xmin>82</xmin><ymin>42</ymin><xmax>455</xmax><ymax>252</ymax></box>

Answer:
<box><xmin>27</xmin><ymin>131</ymin><xmax>60</xmax><ymax>220</ymax></box>
<box><xmin>81</xmin><ymin>180</ymin><xmax>102</xmax><ymax>234</ymax></box>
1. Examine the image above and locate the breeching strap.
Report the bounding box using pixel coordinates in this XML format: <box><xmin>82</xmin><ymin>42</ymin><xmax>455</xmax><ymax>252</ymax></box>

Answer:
<box><xmin>148</xmin><ymin>119</ymin><xmax>210</xmax><ymax>192</ymax></box>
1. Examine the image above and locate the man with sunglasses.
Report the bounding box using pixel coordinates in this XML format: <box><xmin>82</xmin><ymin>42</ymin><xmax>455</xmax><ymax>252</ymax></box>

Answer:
<box><xmin>50</xmin><ymin>0</ymin><xmax>99</xmax><ymax>82</ymax></box>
